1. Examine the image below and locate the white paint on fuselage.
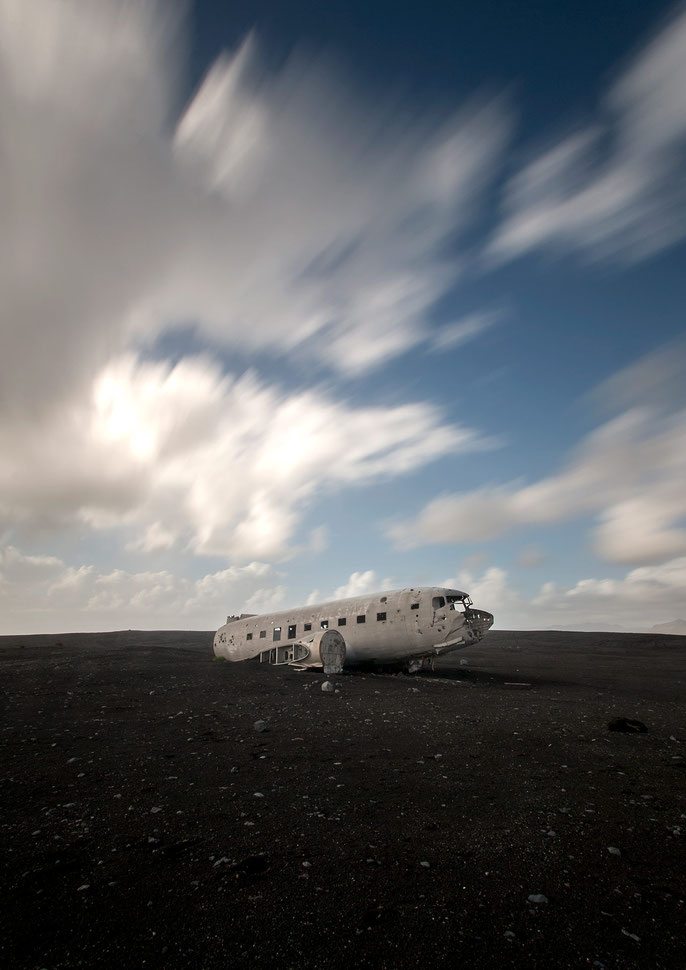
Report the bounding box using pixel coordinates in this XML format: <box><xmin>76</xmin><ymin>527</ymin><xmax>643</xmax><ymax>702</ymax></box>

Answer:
<box><xmin>213</xmin><ymin>586</ymin><xmax>493</xmax><ymax>668</ymax></box>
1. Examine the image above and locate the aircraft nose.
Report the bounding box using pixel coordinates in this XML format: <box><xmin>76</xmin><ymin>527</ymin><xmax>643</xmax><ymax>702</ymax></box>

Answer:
<box><xmin>465</xmin><ymin>608</ymin><xmax>494</xmax><ymax>641</ymax></box>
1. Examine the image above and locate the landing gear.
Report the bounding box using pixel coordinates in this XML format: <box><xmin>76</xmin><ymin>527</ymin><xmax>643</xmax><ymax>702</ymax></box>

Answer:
<box><xmin>403</xmin><ymin>657</ymin><xmax>434</xmax><ymax>674</ymax></box>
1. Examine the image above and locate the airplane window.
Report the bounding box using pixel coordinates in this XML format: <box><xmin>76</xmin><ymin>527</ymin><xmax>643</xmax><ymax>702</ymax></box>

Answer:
<box><xmin>304</xmin><ymin>622</ymin><xmax>312</xmax><ymax>631</ymax></box>
<box><xmin>259</xmin><ymin>631</ymin><xmax>266</xmax><ymax>638</ymax></box>
<box><xmin>357</xmin><ymin>615</ymin><xmax>366</xmax><ymax>624</ymax></box>
<box><xmin>432</xmin><ymin>596</ymin><xmax>445</xmax><ymax>609</ymax></box>
<box><xmin>411</xmin><ymin>603</ymin><xmax>419</xmax><ymax>610</ymax></box>
<box><xmin>273</xmin><ymin>627</ymin><xmax>282</xmax><ymax>642</ymax></box>
<box><xmin>321</xmin><ymin>620</ymin><xmax>329</xmax><ymax>629</ymax></box>
<box><xmin>377</xmin><ymin>612</ymin><xmax>386</xmax><ymax>621</ymax></box>
<box><xmin>288</xmin><ymin>624</ymin><xmax>296</xmax><ymax>639</ymax></box>
<box><xmin>338</xmin><ymin>617</ymin><xmax>346</xmax><ymax>626</ymax></box>
<box><xmin>247</xmin><ymin>633</ymin><xmax>253</xmax><ymax>640</ymax></box>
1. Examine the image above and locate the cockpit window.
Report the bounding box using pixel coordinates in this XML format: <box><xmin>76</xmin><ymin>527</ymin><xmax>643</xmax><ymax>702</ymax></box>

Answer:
<box><xmin>432</xmin><ymin>596</ymin><xmax>445</xmax><ymax>609</ymax></box>
<box><xmin>446</xmin><ymin>595</ymin><xmax>472</xmax><ymax>612</ymax></box>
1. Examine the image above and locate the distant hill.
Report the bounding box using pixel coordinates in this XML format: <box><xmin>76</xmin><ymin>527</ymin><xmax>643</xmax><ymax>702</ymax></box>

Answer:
<box><xmin>650</xmin><ymin>619</ymin><xmax>686</xmax><ymax>636</ymax></box>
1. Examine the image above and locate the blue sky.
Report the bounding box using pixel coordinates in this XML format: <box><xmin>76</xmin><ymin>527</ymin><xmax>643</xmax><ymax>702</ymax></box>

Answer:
<box><xmin>1</xmin><ymin>0</ymin><xmax>685</xmax><ymax>633</ymax></box>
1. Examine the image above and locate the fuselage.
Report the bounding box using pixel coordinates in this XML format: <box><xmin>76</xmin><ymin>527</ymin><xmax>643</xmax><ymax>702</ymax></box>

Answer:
<box><xmin>213</xmin><ymin>586</ymin><xmax>493</xmax><ymax>669</ymax></box>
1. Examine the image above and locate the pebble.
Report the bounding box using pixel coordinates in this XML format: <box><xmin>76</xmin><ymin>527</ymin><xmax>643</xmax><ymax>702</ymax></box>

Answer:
<box><xmin>321</xmin><ymin>681</ymin><xmax>335</xmax><ymax>693</ymax></box>
<box><xmin>528</xmin><ymin>894</ymin><xmax>548</xmax><ymax>904</ymax></box>
<box><xmin>254</xmin><ymin>720</ymin><xmax>267</xmax><ymax>732</ymax></box>
<box><xmin>608</xmin><ymin>846</ymin><xmax>621</xmax><ymax>856</ymax></box>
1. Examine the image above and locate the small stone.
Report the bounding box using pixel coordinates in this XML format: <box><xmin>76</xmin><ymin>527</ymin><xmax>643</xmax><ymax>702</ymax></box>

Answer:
<box><xmin>608</xmin><ymin>846</ymin><xmax>621</xmax><ymax>856</ymax></box>
<box><xmin>77</xmin><ymin>884</ymin><xmax>90</xmax><ymax>892</ymax></box>
<box><xmin>254</xmin><ymin>720</ymin><xmax>267</xmax><ymax>732</ymax></box>
<box><xmin>321</xmin><ymin>681</ymin><xmax>335</xmax><ymax>693</ymax></box>
<box><xmin>504</xmin><ymin>930</ymin><xmax>516</xmax><ymax>939</ymax></box>
<box><xmin>253</xmin><ymin>792</ymin><xmax>264</xmax><ymax>798</ymax></box>
<box><xmin>527</xmin><ymin>894</ymin><xmax>548</xmax><ymax>904</ymax></box>
<box><xmin>302</xmin><ymin>861</ymin><xmax>312</xmax><ymax>868</ymax></box>
<box><xmin>420</xmin><ymin>860</ymin><xmax>430</xmax><ymax>868</ymax></box>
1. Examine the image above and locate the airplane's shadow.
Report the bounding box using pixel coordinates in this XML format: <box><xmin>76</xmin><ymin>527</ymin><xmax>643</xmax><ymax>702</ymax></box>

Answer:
<box><xmin>344</xmin><ymin>662</ymin><xmax>589</xmax><ymax>691</ymax></box>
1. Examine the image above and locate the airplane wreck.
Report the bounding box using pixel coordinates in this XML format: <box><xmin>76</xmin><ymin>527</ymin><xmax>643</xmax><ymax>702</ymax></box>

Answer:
<box><xmin>213</xmin><ymin>587</ymin><xmax>493</xmax><ymax>674</ymax></box>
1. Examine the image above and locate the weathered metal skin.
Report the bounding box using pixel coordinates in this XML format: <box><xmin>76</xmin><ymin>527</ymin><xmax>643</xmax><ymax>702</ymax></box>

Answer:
<box><xmin>213</xmin><ymin>587</ymin><xmax>493</xmax><ymax>670</ymax></box>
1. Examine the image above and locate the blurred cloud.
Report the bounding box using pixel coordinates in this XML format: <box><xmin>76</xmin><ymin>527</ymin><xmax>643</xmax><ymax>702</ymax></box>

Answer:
<box><xmin>0</xmin><ymin>0</ymin><xmax>507</xmax><ymax>568</ymax></box>
<box><xmin>488</xmin><ymin>5</ymin><xmax>686</xmax><ymax>264</ymax></box>
<box><xmin>0</xmin><ymin>544</ymin><xmax>276</xmax><ymax>633</ymax></box>
<box><xmin>449</xmin><ymin>558</ymin><xmax>686</xmax><ymax>631</ymax></box>
<box><xmin>515</xmin><ymin>545</ymin><xmax>547</xmax><ymax>568</ymax></box>
<box><xmin>390</xmin><ymin>344</ymin><xmax>686</xmax><ymax>566</ymax></box>
<box><xmin>0</xmin><ymin>0</ymin><xmax>510</xmax><ymax>427</ymax></box>
<box><xmin>429</xmin><ymin>310</ymin><xmax>501</xmax><ymax>353</ymax></box>
<box><xmin>333</xmin><ymin>570</ymin><xmax>379</xmax><ymax>599</ymax></box>
<box><xmin>0</xmin><ymin>353</ymin><xmax>484</xmax><ymax>560</ymax></box>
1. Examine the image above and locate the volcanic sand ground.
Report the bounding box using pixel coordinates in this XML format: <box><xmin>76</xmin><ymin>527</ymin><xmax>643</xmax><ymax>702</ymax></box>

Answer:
<box><xmin>1</xmin><ymin>630</ymin><xmax>685</xmax><ymax>969</ymax></box>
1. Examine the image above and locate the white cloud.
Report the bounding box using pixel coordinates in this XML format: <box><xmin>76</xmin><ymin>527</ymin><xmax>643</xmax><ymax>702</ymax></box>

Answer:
<box><xmin>447</xmin><ymin>559</ymin><xmax>686</xmax><ymax>631</ymax></box>
<box><xmin>488</xmin><ymin>5</ymin><xmax>686</xmax><ymax>264</ymax></box>
<box><xmin>333</xmin><ymin>570</ymin><xmax>379</xmax><ymax>599</ymax></box>
<box><xmin>244</xmin><ymin>585</ymin><xmax>288</xmax><ymax>615</ymax></box>
<box><xmin>515</xmin><ymin>546</ymin><xmax>547</xmax><ymax>568</ymax></box>
<box><xmin>531</xmin><ymin>557</ymin><xmax>686</xmax><ymax>631</ymax></box>
<box><xmin>429</xmin><ymin>310</ymin><xmax>501</xmax><ymax>353</ymax></box>
<box><xmin>0</xmin><ymin>0</ymin><xmax>505</xmax><ymax>572</ymax></box>
<box><xmin>0</xmin><ymin>544</ymin><xmax>277</xmax><ymax>634</ymax></box>
<box><xmin>0</xmin><ymin>0</ymin><xmax>511</xmax><ymax>428</ymax></box>
<box><xmin>444</xmin><ymin>565</ymin><xmax>524</xmax><ymax>618</ymax></box>
<box><xmin>0</xmin><ymin>353</ymin><xmax>483</xmax><ymax>561</ymax></box>
<box><xmin>390</xmin><ymin>346</ymin><xmax>686</xmax><ymax>566</ymax></box>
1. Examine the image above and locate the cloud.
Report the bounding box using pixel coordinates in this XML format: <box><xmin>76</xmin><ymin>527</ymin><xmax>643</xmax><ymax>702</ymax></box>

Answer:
<box><xmin>0</xmin><ymin>0</ymin><xmax>506</xmax><ymax>570</ymax></box>
<box><xmin>447</xmin><ymin>558</ymin><xmax>686</xmax><ymax>631</ymax></box>
<box><xmin>244</xmin><ymin>585</ymin><xmax>288</xmax><ymax>614</ymax></box>
<box><xmin>0</xmin><ymin>544</ymin><xmax>277</xmax><ymax>634</ymax></box>
<box><xmin>333</xmin><ymin>570</ymin><xmax>379</xmax><ymax>599</ymax></box>
<box><xmin>0</xmin><ymin>0</ymin><xmax>511</xmax><ymax>431</ymax></box>
<box><xmin>428</xmin><ymin>310</ymin><xmax>501</xmax><ymax>353</ymax></box>
<box><xmin>487</xmin><ymin>5</ymin><xmax>686</xmax><ymax>264</ymax></box>
<box><xmin>0</xmin><ymin>353</ymin><xmax>484</xmax><ymax>561</ymax></box>
<box><xmin>531</xmin><ymin>557</ymin><xmax>686</xmax><ymax>631</ymax></box>
<box><xmin>515</xmin><ymin>546</ymin><xmax>547</xmax><ymax>568</ymax></box>
<box><xmin>390</xmin><ymin>346</ymin><xmax>686</xmax><ymax>566</ymax></box>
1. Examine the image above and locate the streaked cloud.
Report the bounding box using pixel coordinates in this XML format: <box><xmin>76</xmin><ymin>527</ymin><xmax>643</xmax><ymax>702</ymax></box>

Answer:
<box><xmin>487</xmin><ymin>5</ymin><xmax>686</xmax><ymax>264</ymax></box>
<box><xmin>450</xmin><ymin>558</ymin><xmax>686</xmax><ymax>631</ymax></box>
<box><xmin>390</xmin><ymin>345</ymin><xmax>686</xmax><ymax>566</ymax></box>
<box><xmin>333</xmin><ymin>570</ymin><xmax>379</xmax><ymax>599</ymax></box>
<box><xmin>1</xmin><ymin>353</ymin><xmax>484</xmax><ymax>561</ymax></box>
<box><xmin>515</xmin><ymin>545</ymin><xmax>547</xmax><ymax>568</ymax></box>
<box><xmin>428</xmin><ymin>310</ymin><xmax>501</xmax><ymax>353</ymax></box>
<box><xmin>0</xmin><ymin>0</ymin><xmax>511</xmax><ymax>432</ymax></box>
<box><xmin>0</xmin><ymin>544</ymin><xmax>276</xmax><ymax>634</ymax></box>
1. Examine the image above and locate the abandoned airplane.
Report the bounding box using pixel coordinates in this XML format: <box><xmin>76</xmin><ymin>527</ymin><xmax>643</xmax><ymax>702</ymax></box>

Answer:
<box><xmin>213</xmin><ymin>587</ymin><xmax>494</xmax><ymax>673</ymax></box>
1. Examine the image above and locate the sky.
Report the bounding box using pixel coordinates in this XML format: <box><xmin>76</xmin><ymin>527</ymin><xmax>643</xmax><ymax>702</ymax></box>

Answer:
<box><xmin>1</xmin><ymin>0</ymin><xmax>685</xmax><ymax>634</ymax></box>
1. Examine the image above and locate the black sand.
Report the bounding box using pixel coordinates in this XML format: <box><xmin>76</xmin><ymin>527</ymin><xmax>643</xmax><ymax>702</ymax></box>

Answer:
<box><xmin>1</xmin><ymin>630</ymin><xmax>685</xmax><ymax>969</ymax></box>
